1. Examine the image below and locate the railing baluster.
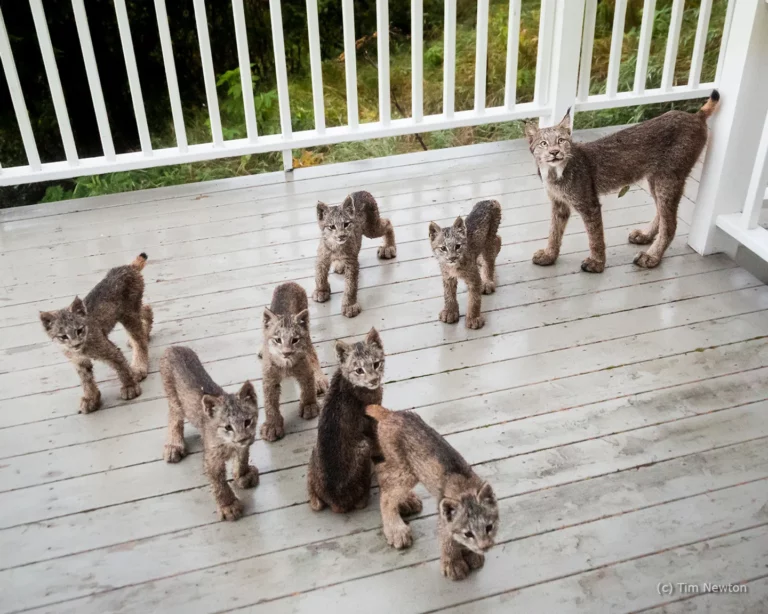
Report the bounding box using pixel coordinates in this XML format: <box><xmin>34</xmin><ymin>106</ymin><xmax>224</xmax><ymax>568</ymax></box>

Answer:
<box><xmin>443</xmin><ymin>0</ymin><xmax>456</xmax><ymax>117</ymax></box>
<box><xmin>269</xmin><ymin>0</ymin><xmax>293</xmax><ymax>142</ymax></box>
<box><xmin>742</xmin><ymin>112</ymin><xmax>768</xmax><ymax>230</ymax></box>
<box><xmin>192</xmin><ymin>0</ymin><xmax>223</xmax><ymax>147</ymax></box>
<box><xmin>546</xmin><ymin>0</ymin><xmax>586</xmax><ymax>126</ymax></box>
<box><xmin>474</xmin><ymin>0</ymin><xmax>489</xmax><ymax>113</ymax></box>
<box><xmin>376</xmin><ymin>0</ymin><xmax>391</xmax><ymax>125</ymax></box>
<box><xmin>29</xmin><ymin>0</ymin><xmax>78</xmax><ymax>164</ymax></box>
<box><xmin>71</xmin><ymin>0</ymin><xmax>114</xmax><ymax>161</ymax></box>
<box><xmin>633</xmin><ymin>0</ymin><xmax>656</xmax><ymax>95</ymax></box>
<box><xmin>606</xmin><ymin>0</ymin><xmax>627</xmax><ymax>98</ymax></box>
<box><xmin>114</xmin><ymin>0</ymin><xmax>152</xmax><ymax>155</ymax></box>
<box><xmin>411</xmin><ymin>0</ymin><xmax>423</xmax><ymax>122</ymax></box>
<box><xmin>0</xmin><ymin>7</ymin><xmax>41</xmax><ymax>171</ymax></box>
<box><xmin>661</xmin><ymin>0</ymin><xmax>685</xmax><ymax>91</ymax></box>
<box><xmin>341</xmin><ymin>0</ymin><xmax>359</xmax><ymax>129</ymax></box>
<box><xmin>232</xmin><ymin>0</ymin><xmax>258</xmax><ymax>142</ymax></box>
<box><xmin>153</xmin><ymin>0</ymin><xmax>187</xmax><ymax>152</ymax></box>
<box><xmin>533</xmin><ymin>0</ymin><xmax>555</xmax><ymax>106</ymax></box>
<box><xmin>504</xmin><ymin>0</ymin><xmax>521</xmax><ymax>109</ymax></box>
<box><xmin>577</xmin><ymin>0</ymin><xmax>597</xmax><ymax>102</ymax></box>
<box><xmin>714</xmin><ymin>0</ymin><xmax>735</xmax><ymax>84</ymax></box>
<box><xmin>306</xmin><ymin>0</ymin><xmax>325</xmax><ymax>132</ymax></box>
<box><xmin>689</xmin><ymin>0</ymin><xmax>713</xmax><ymax>88</ymax></box>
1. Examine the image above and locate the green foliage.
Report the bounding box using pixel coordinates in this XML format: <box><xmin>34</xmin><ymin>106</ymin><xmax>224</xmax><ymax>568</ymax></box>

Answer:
<box><xmin>34</xmin><ymin>0</ymin><xmax>726</xmax><ymax>204</ymax></box>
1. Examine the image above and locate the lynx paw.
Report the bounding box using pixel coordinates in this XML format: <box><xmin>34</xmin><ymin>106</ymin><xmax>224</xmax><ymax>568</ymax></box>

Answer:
<box><xmin>164</xmin><ymin>443</ymin><xmax>186</xmax><ymax>463</ymax></box>
<box><xmin>481</xmin><ymin>280</ymin><xmax>496</xmax><ymax>295</ymax></box>
<box><xmin>132</xmin><ymin>365</ymin><xmax>148</xmax><ymax>381</ymax></box>
<box><xmin>342</xmin><ymin>302</ymin><xmax>362</xmax><ymax>318</ymax></box>
<box><xmin>465</xmin><ymin>314</ymin><xmax>486</xmax><ymax>330</ymax></box>
<box><xmin>79</xmin><ymin>393</ymin><xmax>101</xmax><ymax>414</ymax></box>
<box><xmin>633</xmin><ymin>252</ymin><xmax>661</xmax><ymax>269</ymax></box>
<box><xmin>398</xmin><ymin>493</ymin><xmax>423</xmax><ymax>516</ymax></box>
<box><xmin>463</xmin><ymin>551</ymin><xmax>486</xmax><ymax>570</ymax></box>
<box><xmin>315</xmin><ymin>374</ymin><xmax>329</xmax><ymax>395</ymax></box>
<box><xmin>120</xmin><ymin>382</ymin><xmax>142</xmax><ymax>400</ymax></box>
<box><xmin>439</xmin><ymin>309</ymin><xmax>460</xmax><ymax>324</ymax></box>
<box><xmin>628</xmin><ymin>229</ymin><xmax>654</xmax><ymax>245</ymax></box>
<box><xmin>384</xmin><ymin>523</ymin><xmax>413</xmax><ymax>549</ymax></box>
<box><xmin>312</xmin><ymin>288</ymin><xmax>330</xmax><ymax>303</ymax></box>
<box><xmin>580</xmin><ymin>257</ymin><xmax>605</xmax><ymax>273</ymax></box>
<box><xmin>442</xmin><ymin>558</ymin><xmax>471</xmax><ymax>581</ymax></box>
<box><xmin>218</xmin><ymin>499</ymin><xmax>244</xmax><ymax>522</ymax></box>
<box><xmin>332</xmin><ymin>261</ymin><xmax>346</xmax><ymax>274</ymax></box>
<box><xmin>235</xmin><ymin>466</ymin><xmax>260</xmax><ymax>489</ymax></box>
<box><xmin>378</xmin><ymin>245</ymin><xmax>397</xmax><ymax>259</ymax></box>
<box><xmin>261</xmin><ymin>419</ymin><xmax>285</xmax><ymax>442</ymax></box>
<box><xmin>309</xmin><ymin>493</ymin><xmax>326</xmax><ymax>511</ymax></box>
<box><xmin>299</xmin><ymin>402</ymin><xmax>320</xmax><ymax>420</ymax></box>
<box><xmin>532</xmin><ymin>249</ymin><xmax>557</xmax><ymax>266</ymax></box>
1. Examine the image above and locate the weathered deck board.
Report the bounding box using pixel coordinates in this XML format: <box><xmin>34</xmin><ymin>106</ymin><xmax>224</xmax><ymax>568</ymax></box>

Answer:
<box><xmin>0</xmin><ymin>137</ymin><xmax>765</xmax><ymax>614</ymax></box>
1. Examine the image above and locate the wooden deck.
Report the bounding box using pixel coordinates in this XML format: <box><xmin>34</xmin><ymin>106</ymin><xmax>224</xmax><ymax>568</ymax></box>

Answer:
<box><xmin>0</xmin><ymin>133</ymin><xmax>766</xmax><ymax>614</ymax></box>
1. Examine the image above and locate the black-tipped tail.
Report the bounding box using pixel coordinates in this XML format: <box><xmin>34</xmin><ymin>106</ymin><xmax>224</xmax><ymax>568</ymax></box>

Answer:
<box><xmin>699</xmin><ymin>90</ymin><xmax>720</xmax><ymax>120</ymax></box>
<box><xmin>131</xmin><ymin>252</ymin><xmax>149</xmax><ymax>271</ymax></box>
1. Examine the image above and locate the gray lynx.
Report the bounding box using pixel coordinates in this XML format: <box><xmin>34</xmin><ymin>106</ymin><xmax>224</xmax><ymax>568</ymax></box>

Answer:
<box><xmin>313</xmin><ymin>191</ymin><xmax>397</xmax><ymax>318</ymax></box>
<box><xmin>260</xmin><ymin>282</ymin><xmax>329</xmax><ymax>442</ymax></box>
<box><xmin>160</xmin><ymin>346</ymin><xmax>259</xmax><ymax>521</ymax></box>
<box><xmin>428</xmin><ymin>200</ymin><xmax>502</xmax><ymax>330</ymax></box>
<box><xmin>39</xmin><ymin>253</ymin><xmax>153</xmax><ymax>414</ymax></box>
<box><xmin>524</xmin><ymin>91</ymin><xmax>719</xmax><ymax>272</ymax></box>
<box><xmin>366</xmin><ymin>404</ymin><xmax>499</xmax><ymax>581</ymax></box>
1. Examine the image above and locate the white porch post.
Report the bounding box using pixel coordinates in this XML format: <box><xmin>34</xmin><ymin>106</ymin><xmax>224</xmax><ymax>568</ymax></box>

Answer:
<box><xmin>540</xmin><ymin>0</ymin><xmax>586</xmax><ymax>127</ymax></box>
<box><xmin>687</xmin><ymin>1</ymin><xmax>768</xmax><ymax>255</ymax></box>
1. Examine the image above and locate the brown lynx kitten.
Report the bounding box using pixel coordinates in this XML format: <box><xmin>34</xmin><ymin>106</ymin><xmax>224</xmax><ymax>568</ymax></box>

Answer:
<box><xmin>160</xmin><ymin>346</ymin><xmax>259</xmax><ymax>521</ymax></box>
<box><xmin>260</xmin><ymin>282</ymin><xmax>329</xmax><ymax>442</ymax></box>
<box><xmin>428</xmin><ymin>200</ymin><xmax>502</xmax><ymax>330</ymax></box>
<box><xmin>39</xmin><ymin>253</ymin><xmax>153</xmax><ymax>414</ymax></box>
<box><xmin>366</xmin><ymin>404</ymin><xmax>499</xmax><ymax>581</ymax></box>
<box><xmin>307</xmin><ymin>328</ymin><xmax>385</xmax><ymax>513</ymax></box>
<box><xmin>525</xmin><ymin>91</ymin><xmax>719</xmax><ymax>272</ymax></box>
<box><xmin>313</xmin><ymin>191</ymin><xmax>397</xmax><ymax>318</ymax></box>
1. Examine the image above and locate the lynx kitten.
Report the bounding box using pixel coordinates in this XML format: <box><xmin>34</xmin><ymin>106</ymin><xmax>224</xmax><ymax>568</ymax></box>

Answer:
<box><xmin>313</xmin><ymin>191</ymin><xmax>397</xmax><ymax>318</ymax></box>
<box><xmin>39</xmin><ymin>253</ymin><xmax>153</xmax><ymax>414</ymax></box>
<box><xmin>307</xmin><ymin>328</ymin><xmax>385</xmax><ymax>513</ymax></box>
<box><xmin>260</xmin><ymin>282</ymin><xmax>329</xmax><ymax>442</ymax></box>
<box><xmin>525</xmin><ymin>91</ymin><xmax>719</xmax><ymax>272</ymax></box>
<box><xmin>161</xmin><ymin>346</ymin><xmax>259</xmax><ymax>521</ymax></box>
<box><xmin>428</xmin><ymin>200</ymin><xmax>502</xmax><ymax>330</ymax></box>
<box><xmin>366</xmin><ymin>404</ymin><xmax>499</xmax><ymax>581</ymax></box>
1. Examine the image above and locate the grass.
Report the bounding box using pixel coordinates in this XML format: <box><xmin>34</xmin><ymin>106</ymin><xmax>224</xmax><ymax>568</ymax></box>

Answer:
<box><xmin>36</xmin><ymin>0</ymin><xmax>726</xmax><ymax>204</ymax></box>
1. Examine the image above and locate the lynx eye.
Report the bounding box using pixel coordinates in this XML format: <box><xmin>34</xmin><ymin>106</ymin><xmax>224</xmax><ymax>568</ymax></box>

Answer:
<box><xmin>486</xmin><ymin>524</ymin><xmax>494</xmax><ymax>534</ymax></box>
<box><xmin>557</xmin><ymin>137</ymin><xmax>566</xmax><ymax>144</ymax></box>
<box><xmin>76</xmin><ymin>328</ymin><xmax>84</xmax><ymax>335</ymax></box>
<box><xmin>373</xmin><ymin>361</ymin><xmax>381</xmax><ymax>370</ymax></box>
<box><xmin>440</xmin><ymin>246</ymin><xmax>448</xmax><ymax>252</ymax></box>
<box><xmin>58</xmin><ymin>335</ymin><xmax>68</xmax><ymax>341</ymax></box>
<box><xmin>343</xmin><ymin>221</ymin><xmax>351</xmax><ymax>228</ymax></box>
<box><xmin>455</xmin><ymin>243</ymin><xmax>462</xmax><ymax>250</ymax></box>
<box><xmin>539</xmin><ymin>140</ymin><xmax>547</xmax><ymax>148</ymax></box>
<box><xmin>355</xmin><ymin>367</ymin><xmax>365</xmax><ymax>375</ymax></box>
<box><xmin>244</xmin><ymin>419</ymin><xmax>252</xmax><ymax>428</ymax></box>
<box><xmin>225</xmin><ymin>425</ymin><xmax>233</xmax><ymax>432</ymax></box>
<box><xmin>329</xmin><ymin>224</ymin><xmax>336</xmax><ymax>230</ymax></box>
<box><xmin>292</xmin><ymin>337</ymin><xmax>300</xmax><ymax>345</ymax></box>
<box><xmin>464</xmin><ymin>531</ymin><xmax>475</xmax><ymax>539</ymax></box>
<box><xmin>274</xmin><ymin>337</ymin><xmax>282</xmax><ymax>345</ymax></box>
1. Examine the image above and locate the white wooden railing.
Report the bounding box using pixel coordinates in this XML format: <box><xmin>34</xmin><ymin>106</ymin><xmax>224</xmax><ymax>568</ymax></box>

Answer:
<box><xmin>1</xmin><ymin>0</ymin><xmax>766</xmax><ymax>262</ymax></box>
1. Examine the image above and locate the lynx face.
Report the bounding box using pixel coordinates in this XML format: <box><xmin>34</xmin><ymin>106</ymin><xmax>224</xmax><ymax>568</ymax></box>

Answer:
<box><xmin>317</xmin><ymin>197</ymin><xmax>356</xmax><ymax>248</ymax></box>
<box><xmin>440</xmin><ymin>482</ymin><xmax>499</xmax><ymax>554</ymax></box>
<box><xmin>429</xmin><ymin>216</ymin><xmax>468</xmax><ymax>269</ymax></box>
<box><xmin>525</xmin><ymin>111</ymin><xmax>573</xmax><ymax>176</ymax></box>
<box><xmin>40</xmin><ymin>297</ymin><xmax>89</xmax><ymax>353</ymax></box>
<box><xmin>202</xmin><ymin>381</ymin><xmax>259</xmax><ymax>447</ymax></box>
<box><xmin>336</xmin><ymin>328</ymin><xmax>385</xmax><ymax>390</ymax></box>
<box><xmin>263</xmin><ymin>308</ymin><xmax>311</xmax><ymax>369</ymax></box>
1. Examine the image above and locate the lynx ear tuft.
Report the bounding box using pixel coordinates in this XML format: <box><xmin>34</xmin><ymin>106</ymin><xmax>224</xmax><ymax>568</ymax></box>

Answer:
<box><xmin>238</xmin><ymin>381</ymin><xmax>258</xmax><ymax>409</ymax></box>
<box><xmin>440</xmin><ymin>498</ymin><xmax>460</xmax><ymax>522</ymax></box>
<box><xmin>428</xmin><ymin>221</ymin><xmax>441</xmax><ymax>241</ymax></box>
<box><xmin>365</xmin><ymin>327</ymin><xmax>383</xmax><ymax>349</ymax></box>
<box><xmin>70</xmin><ymin>296</ymin><xmax>86</xmax><ymax>316</ymax></box>
<box><xmin>452</xmin><ymin>216</ymin><xmax>465</xmax><ymax>231</ymax></box>
<box><xmin>202</xmin><ymin>395</ymin><xmax>221</xmax><ymax>418</ymax></box>
<box><xmin>524</xmin><ymin>120</ymin><xmax>539</xmax><ymax>143</ymax></box>
<box><xmin>294</xmin><ymin>309</ymin><xmax>310</xmax><ymax>330</ymax></box>
<box><xmin>557</xmin><ymin>108</ymin><xmax>572</xmax><ymax>133</ymax></box>
<box><xmin>335</xmin><ymin>339</ymin><xmax>351</xmax><ymax>363</ymax></box>
<box><xmin>39</xmin><ymin>311</ymin><xmax>55</xmax><ymax>331</ymax></box>
<box><xmin>317</xmin><ymin>202</ymin><xmax>329</xmax><ymax>222</ymax></box>
<box><xmin>478</xmin><ymin>481</ymin><xmax>496</xmax><ymax>505</ymax></box>
<box><xmin>263</xmin><ymin>307</ymin><xmax>277</xmax><ymax>328</ymax></box>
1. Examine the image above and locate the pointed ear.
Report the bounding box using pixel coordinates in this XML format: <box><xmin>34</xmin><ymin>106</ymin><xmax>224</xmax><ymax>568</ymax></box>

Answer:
<box><xmin>440</xmin><ymin>498</ymin><xmax>460</xmax><ymax>523</ymax></box>
<box><xmin>341</xmin><ymin>195</ymin><xmax>355</xmax><ymax>217</ymax></box>
<box><xmin>428</xmin><ymin>221</ymin><xmax>441</xmax><ymax>242</ymax></box>
<box><xmin>263</xmin><ymin>307</ymin><xmax>276</xmax><ymax>328</ymax></box>
<box><xmin>452</xmin><ymin>216</ymin><xmax>465</xmax><ymax>231</ymax></box>
<box><xmin>524</xmin><ymin>120</ymin><xmax>539</xmax><ymax>143</ymax></box>
<box><xmin>201</xmin><ymin>394</ymin><xmax>221</xmax><ymax>418</ymax></box>
<box><xmin>335</xmin><ymin>339</ymin><xmax>351</xmax><ymax>363</ymax></box>
<box><xmin>69</xmin><ymin>296</ymin><xmax>86</xmax><ymax>316</ymax></box>
<box><xmin>478</xmin><ymin>481</ymin><xmax>496</xmax><ymax>505</ymax></box>
<box><xmin>39</xmin><ymin>311</ymin><xmax>55</xmax><ymax>331</ymax></box>
<box><xmin>365</xmin><ymin>327</ymin><xmax>383</xmax><ymax>350</ymax></box>
<box><xmin>317</xmin><ymin>202</ymin><xmax>329</xmax><ymax>223</ymax></box>
<box><xmin>557</xmin><ymin>108</ymin><xmax>572</xmax><ymax>133</ymax></box>
<box><xmin>237</xmin><ymin>380</ymin><xmax>258</xmax><ymax>409</ymax></box>
<box><xmin>294</xmin><ymin>309</ymin><xmax>309</xmax><ymax>330</ymax></box>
